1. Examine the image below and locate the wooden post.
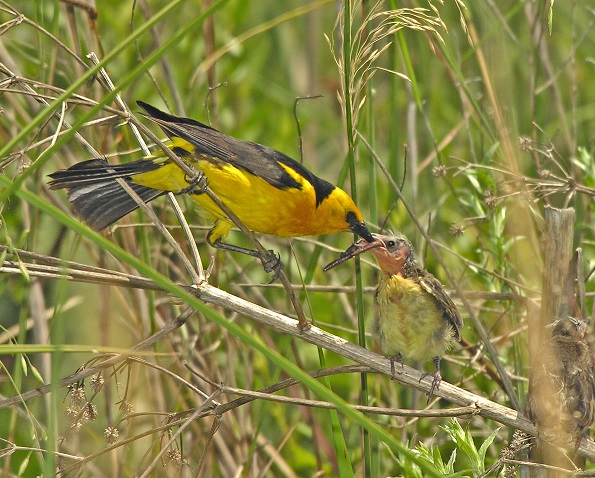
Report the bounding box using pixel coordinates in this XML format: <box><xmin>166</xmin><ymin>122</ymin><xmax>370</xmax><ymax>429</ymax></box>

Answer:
<box><xmin>527</xmin><ymin>206</ymin><xmax>575</xmax><ymax>477</ymax></box>
<box><xmin>540</xmin><ymin>207</ymin><xmax>575</xmax><ymax>333</ymax></box>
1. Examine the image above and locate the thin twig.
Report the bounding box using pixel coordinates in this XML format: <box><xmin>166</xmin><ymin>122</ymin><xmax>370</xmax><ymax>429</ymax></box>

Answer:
<box><xmin>0</xmin><ymin>308</ymin><xmax>194</xmax><ymax>409</ymax></box>
<box><xmin>293</xmin><ymin>95</ymin><xmax>322</xmax><ymax>163</ymax></box>
<box><xmin>86</xmin><ymin>55</ymin><xmax>203</xmax><ymax>284</ymax></box>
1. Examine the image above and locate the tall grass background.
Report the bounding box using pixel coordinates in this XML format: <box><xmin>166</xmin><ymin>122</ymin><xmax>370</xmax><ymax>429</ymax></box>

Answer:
<box><xmin>0</xmin><ymin>0</ymin><xmax>594</xmax><ymax>476</ymax></box>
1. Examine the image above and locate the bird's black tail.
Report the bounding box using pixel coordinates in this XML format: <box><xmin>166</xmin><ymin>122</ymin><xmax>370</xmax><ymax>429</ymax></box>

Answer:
<box><xmin>48</xmin><ymin>158</ymin><xmax>165</xmax><ymax>231</ymax></box>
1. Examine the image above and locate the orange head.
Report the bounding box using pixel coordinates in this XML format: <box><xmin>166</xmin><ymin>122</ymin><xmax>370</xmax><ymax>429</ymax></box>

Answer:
<box><xmin>323</xmin><ymin>233</ymin><xmax>414</xmax><ymax>275</ymax></box>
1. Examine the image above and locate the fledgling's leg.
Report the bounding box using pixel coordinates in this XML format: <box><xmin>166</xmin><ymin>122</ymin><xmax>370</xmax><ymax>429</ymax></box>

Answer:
<box><xmin>419</xmin><ymin>356</ymin><xmax>442</xmax><ymax>401</ymax></box>
<box><xmin>389</xmin><ymin>353</ymin><xmax>403</xmax><ymax>378</ymax></box>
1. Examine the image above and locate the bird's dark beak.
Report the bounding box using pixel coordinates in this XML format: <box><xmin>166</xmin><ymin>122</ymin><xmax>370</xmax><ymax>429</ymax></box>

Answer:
<box><xmin>346</xmin><ymin>211</ymin><xmax>374</xmax><ymax>243</ymax></box>
<box><xmin>323</xmin><ymin>236</ymin><xmax>385</xmax><ymax>272</ymax></box>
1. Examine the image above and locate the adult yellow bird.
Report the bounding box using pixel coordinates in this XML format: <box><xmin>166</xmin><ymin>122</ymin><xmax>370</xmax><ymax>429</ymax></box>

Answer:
<box><xmin>49</xmin><ymin>101</ymin><xmax>373</xmax><ymax>269</ymax></box>
<box><xmin>324</xmin><ymin>233</ymin><xmax>463</xmax><ymax>398</ymax></box>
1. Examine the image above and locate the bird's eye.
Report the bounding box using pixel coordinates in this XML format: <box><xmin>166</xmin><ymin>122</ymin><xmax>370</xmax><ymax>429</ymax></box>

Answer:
<box><xmin>558</xmin><ymin>324</ymin><xmax>573</xmax><ymax>336</ymax></box>
<box><xmin>386</xmin><ymin>240</ymin><xmax>395</xmax><ymax>248</ymax></box>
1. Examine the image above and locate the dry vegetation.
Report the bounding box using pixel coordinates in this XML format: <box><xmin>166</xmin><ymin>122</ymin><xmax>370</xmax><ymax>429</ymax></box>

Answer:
<box><xmin>0</xmin><ymin>0</ymin><xmax>594</xmax><ymax>476</ymax></box>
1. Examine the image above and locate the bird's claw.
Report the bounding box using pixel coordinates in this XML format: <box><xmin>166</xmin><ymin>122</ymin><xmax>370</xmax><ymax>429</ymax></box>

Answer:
<box><xmin>180</xmin><ymin>172</ymin><xmax>208</xmax><ymax>195</ymax></box>
<box><xmin>389</xmin><ymin>353</ymin><xmax>404</xmax><ymax>378</ymax></box>
<box><xmin>261</xmin><ymin>250</ymin><xmax>284</xmax><ymax>283</ymax></box>
<box><xmin>419</xmin><ymin>371</ymin><xmax>442</xmax><ymax>401</ymax></box>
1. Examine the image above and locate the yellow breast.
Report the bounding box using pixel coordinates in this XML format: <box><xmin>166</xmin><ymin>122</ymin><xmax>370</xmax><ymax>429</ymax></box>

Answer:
<box><xmin>373</xmin><ymin>274</ymin><xmax>456</xmax><ymax>362</ymax></box>
<box><xmin>132</xmin><ymin>157</ymin><xmax>353</xmax><ymax>242</ymax></box>
<box><xmin>190</xmin><ymin>160</ymin><xmax>324</xmax><ymax>237</ymax></box>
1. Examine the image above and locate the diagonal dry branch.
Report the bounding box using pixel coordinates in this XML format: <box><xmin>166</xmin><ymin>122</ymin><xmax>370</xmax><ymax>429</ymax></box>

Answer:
<box><xmin>2</xmin><ymin>249</ymin><xmax>595</xmax><ymax>461</ymax></box>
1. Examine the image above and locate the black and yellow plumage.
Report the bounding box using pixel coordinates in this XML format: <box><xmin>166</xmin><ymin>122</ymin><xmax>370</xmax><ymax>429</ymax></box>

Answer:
<box><xmin>325</xmin><ymin>233</ymin><xmax>463</xmax><ymax>398</ymax></box>
<box><xmin>49</xmin><ymin>101</ymin><xmax>372</xmax><ymax>258</ymax></box>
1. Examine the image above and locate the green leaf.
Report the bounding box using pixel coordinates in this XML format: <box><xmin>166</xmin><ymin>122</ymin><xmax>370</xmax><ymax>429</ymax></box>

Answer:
<box><xmin>483</xmin><ymin>142</ymin><xmax>500</xmax><ymax>163</ymax></box>
<box><xmin>18</xmin><ymin>451</ymin><xmax>31</xmax><ymax>475</ymax></box>
<box><xmin>20</xmin><ymin>354</ymin><xmax>28</xmax><ymax>376</ymax></box>
<box><xmin>478</xmin><ymin>427</ymin><xmax>500</xmax><ymax>464</ymax></box>
<box><xmin>548</xmin><ymin>0</ymin><xmax>555</xmax><ymax>35</ymax></box>
<box><xmin>442</xmin><ymin>419</ymin><xmax>481</xmax><ymax>474</ymax></box>
<box><xmin>28</xmin><ymin>361</ymin><xmax>45</xmax><ymax>385</ymax></box>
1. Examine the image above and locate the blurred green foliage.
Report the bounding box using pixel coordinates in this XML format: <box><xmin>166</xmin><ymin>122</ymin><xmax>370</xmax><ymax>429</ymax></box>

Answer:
<box><xmin>0</xmin><ymin>0</ymin><xmax>594</xmax><ymax>476</ymax></box>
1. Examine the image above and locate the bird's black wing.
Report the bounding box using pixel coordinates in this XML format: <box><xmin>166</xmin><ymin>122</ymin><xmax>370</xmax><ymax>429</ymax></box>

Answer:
<box><xmin>137</xmin><ymin>101</ymin><xmax>335</xmax><ymax>206</ymax></box>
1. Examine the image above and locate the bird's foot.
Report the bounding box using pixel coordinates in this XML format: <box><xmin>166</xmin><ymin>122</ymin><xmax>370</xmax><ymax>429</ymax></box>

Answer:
<box><xmin>180</xmin><ymin>172</ymin><xmax>208</xmax><ymax>195</ymax></box>
<box><xmin>419</xmin><ymin>356</ymin><xmax>442</xmax><ymax>401</ymax></box>
<box><xmin>389</xmin><ymin>353</ymin><xmax>403</xmax><ymax>378</ymax></box>
<box><xmin>419</xmin><ymin>370</ymin><xmax>442</xmax><ymax>401</ymax></box>
<box><xmin>209</xmin><ymin>237</ymin><xmax>284</xmax><ymax>282</ymax></box>
<box><xmin>261</xmin><ymin>250</ymin><xmax>284</xmax><ymax>283</ymax></box>
<box><xmin>574</xmin><ymin>434</ymin><xmax>585</xmax><ymax>454</ymax></box>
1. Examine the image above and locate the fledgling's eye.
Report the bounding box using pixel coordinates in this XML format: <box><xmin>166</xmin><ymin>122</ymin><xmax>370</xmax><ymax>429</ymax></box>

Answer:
<box><xmin>386</xmin><ymin>240</ymin><xmax>396</xmax><ymax>248</ymax></box>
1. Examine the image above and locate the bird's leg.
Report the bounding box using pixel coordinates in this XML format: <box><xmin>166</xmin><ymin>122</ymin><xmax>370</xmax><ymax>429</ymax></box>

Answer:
<box><xmin>178</xmin><ymin>172</ymin><xmax>208</xmax><ymax>195</ymax></box>
<box><xmin>574</xmin><ymin>433</ymin><xmax>585</xmax><ymax>455</ymax></box>
<box><xmin>209</xmin><ymin>237</ymin><xmax>284</xmax><ymax>282</ymax></box>
<box><xmin>389</xmin><ymin>353</ymin><xmax>403</xmax><ymax>378</ymax></box>
<box><xmin>419</xmin><ymin>356</ymin><xmax>442</xmax><ymax>401</ymax></box>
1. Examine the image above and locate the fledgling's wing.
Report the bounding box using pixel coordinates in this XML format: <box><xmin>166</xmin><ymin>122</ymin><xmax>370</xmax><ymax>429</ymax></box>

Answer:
<box><xmin>413</xmin><ymin>268</ymin><xmax>463</xmax><ymax>341</ymax></box>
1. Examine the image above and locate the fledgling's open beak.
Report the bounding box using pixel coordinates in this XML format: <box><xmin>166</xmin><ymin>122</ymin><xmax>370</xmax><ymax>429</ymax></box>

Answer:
<box><xmin>323</xmin><ymin>235</ymin><xmax>386</xmax><ymax>272</ymax></box>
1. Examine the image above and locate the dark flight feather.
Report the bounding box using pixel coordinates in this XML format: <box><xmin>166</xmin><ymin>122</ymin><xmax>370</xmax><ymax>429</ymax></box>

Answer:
<box><xmin>136</xmin><ymin>101</ymin><xmax>335</xmax><ymax>206</ymax></box>
<box><xmin>49</xmin><ymin>159</ymin><xmax>165</xmax><ymax>230</ymax></box>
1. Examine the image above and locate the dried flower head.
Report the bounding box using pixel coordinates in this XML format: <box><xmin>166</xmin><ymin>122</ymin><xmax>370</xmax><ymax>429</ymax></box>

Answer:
<box><xmin>518</xmin><ymin>136</ymin><xmax>532</xmax><ymax>152</ymax></box>
<box><xmin>65</xmin><ymin>406</ymin><xmax>80</xmax><ymax>422</ymax></box>
<box><xmin>167</xmin><ymin>449</ymin><xmax>184</xmax><ymax>468</ymax></box>
<box><xmin>70</xmin><ymin>386</ymin><xmax>86</xmax><ymax>406</ymax></box>
<box><xmin>432</xmin><ymin>165</ymin><xmax>447</xmax><ymax>178</ymax></box>
<box><xmin>17</xmin><ymin>158</ymin><xmax>32</xmax><ymax>174</ymax></box>
<box><xmin>499</xmin><ymin>446</ymin><xmax>514</xmax><ymax>460</ymax></box>
<box><xmin>104</xmin><ymin>426</ymin><xmax>119</xmax><ymax>444</ymax></box>
<box><xmin>509</xmin><ymin>430</ymin><xmax>531</xmax><ymax>454</ymax></box>
<box><xmin>84</xmin><ymin>404</ymin><xmax>98</xmax><ymax>421</ymax></box>
<box><xmin>72</xmin><ymin>420</ymin><xmax>84</xmax><ymax>433</ymax></box>
<box><xmin>483</xmin><ymin>189</ymin><xmax>497</xmax><ymax>209</ymax></box>
<box><xmin>504</xmin><ymin>466</ymin><xmax>518</xmax><ymax>478</ymax></box>
<box><xmin>449</xmin><ymin>224</ymin><xmax>464</xmax><ymax>237</ymax></box>
<box><xmin>91</xmin><ymin>374</ymin><xmax>104</xmax><ymax>393</ymax></box>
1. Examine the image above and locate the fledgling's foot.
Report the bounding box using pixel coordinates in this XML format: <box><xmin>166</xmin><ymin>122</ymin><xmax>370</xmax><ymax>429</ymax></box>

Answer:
<box><xmin>389</xmin><ymin>353</ymin><xmax>403</xmax><ymax>378</ymax></box>
<box><xmin>420</xmin><ymin>356</ymin><xmax>442</xmax><ymax>401</ymax></box>
<box><xmin>419</xmin><ymin>370</ymin><xmax>442</xmax><ymax>401</ymax></box>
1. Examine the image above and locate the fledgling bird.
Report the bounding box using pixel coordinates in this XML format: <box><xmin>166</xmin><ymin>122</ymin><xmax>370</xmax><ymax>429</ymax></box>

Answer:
<box><xmin>525</xmin><ymin>316</ymin><xmax>595</xmax><ymax>451</ymax></box>
<box><xmin>48</xmin><ymin>101</ymin><xmax>373</xmax><ymax>273</ymax></box>
<box><xmin>324</xmin><ymin>233</ymin><xmax>463</xmax><ymax>398</ymax></box>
